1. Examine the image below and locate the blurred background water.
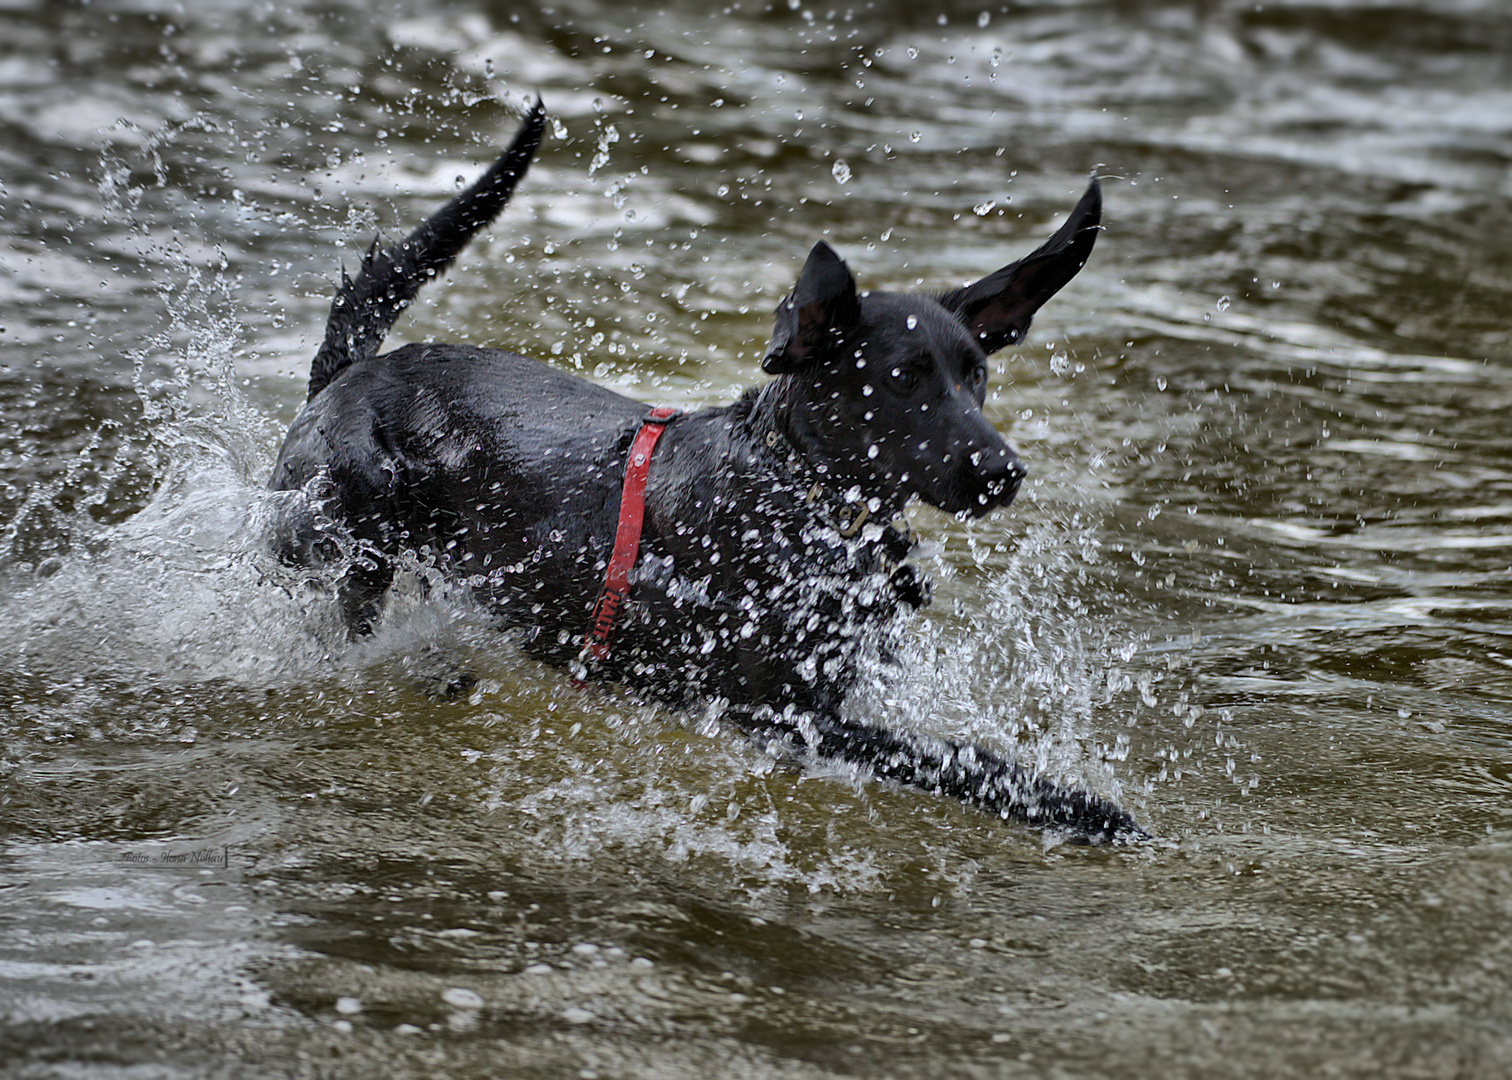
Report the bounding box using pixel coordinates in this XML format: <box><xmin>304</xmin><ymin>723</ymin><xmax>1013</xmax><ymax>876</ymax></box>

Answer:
<box><xmin>2</xmin><ymin>1</ymin><xmax>1510</xmax><ymax>1076</ymax></box>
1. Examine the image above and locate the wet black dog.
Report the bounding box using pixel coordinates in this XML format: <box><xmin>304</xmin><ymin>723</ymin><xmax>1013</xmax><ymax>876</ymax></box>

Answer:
<box><xmin>270</xmin><ymin>102</ymin><xmax>1146</xmax><ymax>842</ymax></box>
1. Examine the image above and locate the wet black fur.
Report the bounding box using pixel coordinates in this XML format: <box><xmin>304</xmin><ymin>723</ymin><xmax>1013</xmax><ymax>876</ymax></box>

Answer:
<box><xmin>269</xmin><ymin>101</ymin><xmax>1147</xmax><ymax>842</ymax></box>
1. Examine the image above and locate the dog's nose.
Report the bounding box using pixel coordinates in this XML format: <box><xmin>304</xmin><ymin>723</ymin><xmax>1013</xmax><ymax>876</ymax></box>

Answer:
<box><xmin>979</xmin><ymin>445</ymin><xmax>1027</xmax><ymax>507</ymax></box>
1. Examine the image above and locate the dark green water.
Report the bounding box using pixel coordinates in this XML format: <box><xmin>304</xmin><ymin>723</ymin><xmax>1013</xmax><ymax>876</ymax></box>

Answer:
<box><xmin>3</xmin><ymin>1</ymin><xmax>1510</xmax><ymax>1076</ymax></box>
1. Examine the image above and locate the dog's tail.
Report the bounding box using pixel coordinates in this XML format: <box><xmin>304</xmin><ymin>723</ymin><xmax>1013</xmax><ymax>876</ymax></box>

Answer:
<box><xmin>305</xmin><ymin>99</ymin><xmax>548</xmax><ymax>402</ymax></box>
<box><xmin>760</xmin><ymin>714</ymin><xmax>1150</xmax><ymax>844</ymax></box>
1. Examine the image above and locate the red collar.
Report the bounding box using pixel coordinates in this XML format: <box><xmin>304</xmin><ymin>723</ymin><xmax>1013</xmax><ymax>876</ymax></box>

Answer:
<box><xmin>581</xmin><ymin>406</ymin><xmax>681</xmax><ymax>665</ymax></box>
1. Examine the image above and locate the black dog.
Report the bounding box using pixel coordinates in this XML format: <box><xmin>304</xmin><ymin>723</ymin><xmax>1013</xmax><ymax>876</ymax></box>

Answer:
<box><xmin>270</xmin><ymin>102</ymin><xmax>1146</xmax><ymax>842</ymax></box>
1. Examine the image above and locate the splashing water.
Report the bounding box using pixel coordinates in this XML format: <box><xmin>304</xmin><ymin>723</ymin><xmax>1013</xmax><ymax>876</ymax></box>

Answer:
<box><xmin>0</xmin><ymin>139</ymin><xmax>349</xmax><ymax>707</ymax></box>
<box><xmin>848</xmin><ymin>509</ymin><xmax>1144</xmax><ymax>819</ymax></box>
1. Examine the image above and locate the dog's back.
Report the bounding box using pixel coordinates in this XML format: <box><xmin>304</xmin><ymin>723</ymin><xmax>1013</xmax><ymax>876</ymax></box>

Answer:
<box><xmin>274</xmin><ymin>339</ymin><xmax>655</xmax><ymax>636</ymax></box>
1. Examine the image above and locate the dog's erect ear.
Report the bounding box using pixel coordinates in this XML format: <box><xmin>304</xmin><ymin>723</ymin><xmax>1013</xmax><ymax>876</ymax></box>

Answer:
<box><xmin>762</xmin><ymin>242</ymin><xmax>861</xmax><ymax>374</ymax></box>
<box><xmin>939</xmin><ymin>176</ymin><xmax>1101</xmax><ymax>355</ymax></box>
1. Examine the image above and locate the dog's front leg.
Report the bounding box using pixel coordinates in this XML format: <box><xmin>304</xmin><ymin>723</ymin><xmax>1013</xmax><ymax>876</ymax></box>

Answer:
<box><xmin>754</xmin><ymin>712</ymin><xmax>1148</xmax><ymax>843</ymax></box>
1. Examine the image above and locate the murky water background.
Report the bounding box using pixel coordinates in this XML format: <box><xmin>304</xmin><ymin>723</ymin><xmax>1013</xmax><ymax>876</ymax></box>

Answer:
<box><xmin>3</xmin><ymin>1</ymin><xmax>1511</xmax><ymax>1075</ymax></box>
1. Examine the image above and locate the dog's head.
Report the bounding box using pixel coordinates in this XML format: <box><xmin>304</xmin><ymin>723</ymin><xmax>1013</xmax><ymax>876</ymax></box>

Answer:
<box><xmin>761</xmin><ymin>177</ymin><xmax>1101</xmax><ymax>519</ymax></box>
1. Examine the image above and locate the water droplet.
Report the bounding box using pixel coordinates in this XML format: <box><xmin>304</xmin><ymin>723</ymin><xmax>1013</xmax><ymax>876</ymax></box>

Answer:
<box><xmin>832</xmin><ymin>160</ymin><xmax>851</xmax><ymax>185</ymax></box>
<box><xmin>1156</xmin><ymin>376</ymin><xmax>1168</xmax><ymax>391</ymax></box>
<box><xmin>906</xmin><ymin>46</ymin><xmax>920</xmax><ymax>59</ymax></box>
<box><xmin>905</xmin><ymin>314</ymin><xmax>918</xmax><ymax>330</ymax></box>
<box><xmin>973</xmin><ymin>200</ymin><xmax>995</xmax><ymax>216</ymax></box>
<box><xmin>442</xmin><ymin>988</ymin><xmax>483</xmax><ymax>1010</ymax></box>
<box><xmin>1216</xmin><ymin>295</ymin><xmax>1231</xmax><ymax>312</ymax></box>
<box><xmin>977</xmin><ymin>11</ymin><xmax>991</xmax><ymax>27</ymax></box>
<box><xmin>908</xmin><ymin>130</ymin><xmax>922</xmax><ymax>143</ymax></box>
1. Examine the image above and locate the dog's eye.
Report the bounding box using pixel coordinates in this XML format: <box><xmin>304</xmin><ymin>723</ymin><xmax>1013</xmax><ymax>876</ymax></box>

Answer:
<box><xmin>971</xmin><ymin>364</ymin><xmax>987</xmax><ymax>389</ymax></box>
<box><xmin>890</xmin><ymin>366</ymin><xmax>918</xmax><ymax>391</ymax></box>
